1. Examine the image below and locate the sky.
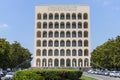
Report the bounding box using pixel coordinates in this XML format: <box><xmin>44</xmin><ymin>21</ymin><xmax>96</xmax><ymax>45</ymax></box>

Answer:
<box><xmin>0</xmin><ymin>0</ymin><xmax>120</xmax><ymax>55</ymax></box>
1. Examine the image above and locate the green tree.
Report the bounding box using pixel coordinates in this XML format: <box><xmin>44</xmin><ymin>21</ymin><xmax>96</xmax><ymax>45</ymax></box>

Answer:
<box><xmin>0</xmin><ymin>38</ymin><xmax>32</xmax><ymax>70</ymax></box>
<box><xmin>0</xmin><ymin>38</ymin><xmax>10</xmax><ymax>69</ymax></box>
<box><xmin>9</xmin><ymin>41</ymin><xmax>32</xmax><ymax>69</ymax></box>
<box><xmin>91</xmin><ymin>36</ymin><xmax>120</xmax><ymax>70</ymax></box>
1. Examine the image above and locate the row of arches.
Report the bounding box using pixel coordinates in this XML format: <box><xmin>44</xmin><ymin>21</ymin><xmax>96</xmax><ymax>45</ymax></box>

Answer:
<box><xmin>37</xmin><ymin>40</ymin><xmax>89</xmax><ymax>47</ymax></box>
<box><xmin>37</xmin><ymin>31</ymin><xmax>88</xmax><ymax>38</ymax></box>
<box><xmin>36</xmin><ymin>49</ymin><xmax>89</xmax><ymax>56</ymax></box>
<box><xmin>37</xmin><ymin>13</ymin><xmax>88</xmax><ymax>20</ymax></box>
<box><xmin>36</xmin><ymin>58</ymin><xmax>89</xmax><ymax>67</ymax></box>
<box><xmin>37</xmin><ymin>22</ymin><xmax>88</xmax><ymax>29</ymax></box>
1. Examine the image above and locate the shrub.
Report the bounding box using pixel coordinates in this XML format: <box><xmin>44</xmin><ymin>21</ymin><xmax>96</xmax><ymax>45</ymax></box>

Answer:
<box><xmin>14</xmin><ymin>70</ymin><xmax>44</xmax><ymax>80</ymax></box>
<box><xmin>14</xmin><ymin>70</ymin><xmax>82</xmax><ymax>80</ymax></box>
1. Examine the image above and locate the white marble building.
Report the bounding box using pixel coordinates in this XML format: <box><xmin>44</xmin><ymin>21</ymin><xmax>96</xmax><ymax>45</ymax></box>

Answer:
<box><xmin>33</xmin><ymin>5</ymin><xmax>91</xmax><ymax>68</ymax></box>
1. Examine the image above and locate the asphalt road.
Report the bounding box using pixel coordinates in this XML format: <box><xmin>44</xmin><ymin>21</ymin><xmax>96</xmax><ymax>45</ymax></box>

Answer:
<box><xmin>83</xmin><ymin>72</ymin><xmax>120</xmax><ymax>80</ymax></box>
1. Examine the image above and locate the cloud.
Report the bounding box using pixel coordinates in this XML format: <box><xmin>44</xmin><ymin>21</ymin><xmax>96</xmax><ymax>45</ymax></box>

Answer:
<box><xmin>0</xmin><ymin>24</ymin><xmax>8</xmax><ymax>29</ymax></box>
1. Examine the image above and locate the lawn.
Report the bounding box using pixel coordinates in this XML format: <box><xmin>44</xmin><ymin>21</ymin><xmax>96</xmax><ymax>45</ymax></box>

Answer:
<box><xmin>80</xmin><ymin>75</ymin><xmax>97</xmax><ymax>80</ymax></box>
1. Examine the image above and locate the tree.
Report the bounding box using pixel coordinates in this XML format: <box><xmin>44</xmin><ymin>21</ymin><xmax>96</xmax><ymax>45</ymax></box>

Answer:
<box><xmin>9</xmin><ymin>41</ymin><xmax>32</xmax><ymax>69</ymax></box>
<box><xmin>0</xmin><ymin>38</ymin><xmax>10</xmax><ymax>69</ymax></box>
<box><xmin>0</xmin><ymin>38</ymin><xmax>32</xmax><ymax>70</ymax></box>
<box><xmin>91</xmin><ymin>36</ymin><xmax>120</xmax><ymax>70</ymax></box>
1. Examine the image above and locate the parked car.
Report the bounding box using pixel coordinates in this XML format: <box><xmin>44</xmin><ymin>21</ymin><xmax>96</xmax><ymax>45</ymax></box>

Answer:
<box><xmin>109</xmin><ymin>71</ymin><xmax>118</xmax><ymax>77</ymax></box>
<box><xmin>2</xmin><ymin>70</ymin><xmax>7</xmax><ymax>77</ymax></box>
<box><xmin>0</xmin><ymin>71</ymin><xmax>4</xmax><ymax>77</ymax></box>
<box><xmin>87</xmin><ymin>69</ymin><xmax>96</xmax><ymax>74</ymax></box>
<box><xmin>3</xmin><ymin>72</ymin><xmax>14</xmax><ymax>80</ymax></box>
<box><xmin>104</xmin><ymin>71</ymin><xmax>110</xmax><ymax>76</ymax></box>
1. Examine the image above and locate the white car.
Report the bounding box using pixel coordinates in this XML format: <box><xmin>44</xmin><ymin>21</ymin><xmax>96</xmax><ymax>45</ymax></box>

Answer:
<box><xmin>4</xmin><ymin>72</ymin><xmax>14</xmax><ymax>80</ymax></box>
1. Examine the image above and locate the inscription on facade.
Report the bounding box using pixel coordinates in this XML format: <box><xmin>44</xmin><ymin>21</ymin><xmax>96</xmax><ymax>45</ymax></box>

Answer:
<box><xmin>48</xmin><ymin>6</ymin><xmax>77</xmax><ymax>11</ymax></box>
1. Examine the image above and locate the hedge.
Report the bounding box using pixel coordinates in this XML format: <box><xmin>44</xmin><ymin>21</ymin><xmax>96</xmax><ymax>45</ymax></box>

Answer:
<box><xmin>14</xmin><ymin>70</ymin><xmax>83</xmax><ymax>80</ymax></box>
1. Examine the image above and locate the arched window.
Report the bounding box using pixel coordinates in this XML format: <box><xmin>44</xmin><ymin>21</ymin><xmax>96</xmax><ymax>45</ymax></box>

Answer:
<box><xmin>66</xmin><ymin>13</ymin><xmax>70</xmax><ymax>19</ymax></box>
<box><xmin>54</xmin><ymin>40</ymin><xmax>59</xmax><ymax>47</ymax></box>
<box><xmin>49</xmin><ymin>22</ymin><xmax>53</xmax><ymax>28</ymax></box>
<box><xmin>54</xmin><ymin>49</ymin><xmax>59</xmax><ymax>56</ymax></box>
<box><xmin>37</xmin><ymin>40</ymin><xmax>41</xmax><ymax>47</ymax></box>
<box><xmin>49</xmin><ymin>13</ymin><xmax>53</xmax><ymax>20</ymax></box>
<box><xmin>66</xmin><ymin>22</ymin><xmax>70</xmax><ymax>28</ymax></box>
<box><xmin>37</xmin><ymin>22</ymin><xmax>41</xmax><ymax>28</ymax></box>
<box><xmin>78</xmin><ymin>49</ymin><xmax>82</xmax><ymax>56</ymax></box>
<box><xmin>72</xmin><ymin>13</ymin><xmax>76</xmax><ymax>19</ymax></box>
<box><xmin>72</xmin><ymin>22</ymin><xmax>76</xmax><ymax>29</ymax></box>
<box><xmin>84</xmin><ymin>49</ymin><xmax>89</xmax><ymax>56</ymax></box>
<box><xmin>66</xmin><ymin>31</ymin><xmax>70</xmax><ymax>38</ymax></box>
<box><xmin>43</xmin><ymin>31</ymin><xmax>47</xmax><ymax>38</ymax></box>
<box><xmin>48</xmin><ymin>49</ymin><xmax>53</xmax><ymax>56</ymax></box>
<box><xmin>42</xmin><ymin>58</ymin><xmax>47</xmax><ymax>67</ymax></box>
<box><xmin>49</xmin><ymin>31</ymin><xmax>53</xmax><ymax>38</ymax></box>
<box><xmin>60</xmin><ymin>22</ymin><xmax>64</xmax><ymax>28</ymax></box>
<box><xmin>60</xmin><ymin>31</ymin><xmax>65</xmax><ymax>37</ymax></box>
<box><xmin>54</xmin><ymin>59</ymin><xmax>59</xmax><ymax>67</ymax></box>
<box><xmin>37</xmin><ymin>13</ymin><xmax>41</xmax><ymax>20</ymax></box>
<box><xmin>60</xmin><ymin>59</ymin><xmax>65</xmax><ymax>67</ymax></box>
<box><xmin>84</xmin><ymin>22</ymin><xmax>88</xmax><ymax>28</ymax></box>
<box><xmin>72</xmin><ymin>31</ymin><xmax>76</xmax><ymax>37</ymax></box>
<box><xmin>43</xmin><ymin>40</ymin><xmax>47</xmax><ymax>47</ymax></box>
<box><xmin>72</xmin><ymin>49</ymin><xmax>76</xmax><ymax>56</ymax></box>
<box><xmin>78</xmin><ymin>22</ymin><xmax>82</xmax><ymax>28</ymax></box>
<box><xmin>43</xmin><ymin>13</ymin><xmax>47</xmax><ymax>20</ymax></box>
<box><xmin>83</xmin><ymin>13</ymin><xmax>88</xmax><ymax>19</ymax></box>
<box><xmin>42</xmin><ymin>49</ymin><xmax>47</xmax><ymax>56</ymax></box>
<box><xmin>84</xmin><ymin>58</ymin><xmax>89</xmax><ymax>67</ymax></box>
<box><xmin>66</xmin><ymin>59</ymin><xmax>71</xmax><ymax>67</ymax></box>
<box><xmin>43</xmin><ymin>22</ymin><xmax>47</xmax><ymax>29</ymax></box>
<box><xmin>78</xmin><ymin>13</ymin><xmax>82</xmax><ymax>19</ymax></box>
<box><xmin>55</xmin><ymin>22</ymin><xmax>59</xmax><ymax>28</ymax></box>
<box><xmin>72</xmin><ymin>40</ymin><xmax>76</xmax><ymax>47</ymax></box>
<box><xmin>84</xmin><ymin>31</ymin><xmax>88</xmax><ymax>37</ymax></box>
<box><xmin>66</xmin><ymin>49</ymin><xmax>70</xmax><ymax>56</ymax></box>
<box><xmin>84</xmin><ymin>40</ymin><xmax>88</xmax><ymax>47</ymax></box>
<box><xmin>60</xmin><ymin>40</ymin><xmax>65</xmax><ymax>47</ymax></box>
<box><xmin>78</xmin><ymin>40</ymin><xmax>82</xmax><ymax>47</ymax></box>
<box><xmin>60</xmin><ymin>49</ymin><xmax>65</xmax><ymax>56</ymax></box>
<box><xmin>37</xmin><ymin>31</ymin><xmax>41</xmax><ymax>38</ymax></box>
<box><xmin>36</xmin><ymin>49</ymin><xmax>41</xmax><ymax>56</ymax></box>
<box><xmin>78</xmin><ymin>31</ymin><xmax>82</xmax><ymax>38</ymax></box>
<box><xmin>48</xmin><ymin>40</ymin><xmax>53</xmax><ymax>47</ymax></box>
<box><xmin>55</xmin><ymin>13</ymin><xmax>59</xmax><ymax>20</ymax></box>
<box><xmin>66</xmin><ymin>40</ymin><xmax>70</xmax><ymax>47</ymax></box>
<box><xmin>60</xmin><ymin>13</ymin><xmax>64</xmax><ymax>19</ymax></box>
<box><xmin>54</xmin><ymin>31</ymin><xmax>59</xmax><ymax>37</ymax></box>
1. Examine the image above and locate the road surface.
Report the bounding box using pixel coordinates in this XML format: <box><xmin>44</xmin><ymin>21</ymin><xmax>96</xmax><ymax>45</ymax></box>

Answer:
<box><xmin>83</xmin><ymin>72</ymin><xmax>120</xmax><ymax>80</ymax></box>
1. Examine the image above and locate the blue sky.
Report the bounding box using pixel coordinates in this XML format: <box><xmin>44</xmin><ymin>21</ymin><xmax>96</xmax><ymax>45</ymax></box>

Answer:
<box><xmin>0</xmin><ymin>0</ymin><xmax>120</xmax><ymax>54</ymax></box>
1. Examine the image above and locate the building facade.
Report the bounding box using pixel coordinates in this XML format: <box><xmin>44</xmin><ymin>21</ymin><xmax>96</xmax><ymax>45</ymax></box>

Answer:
<box><xmin>33</xmin><ymin>5</ymin><xmax>91</xmax><ymax>68</ymax></box>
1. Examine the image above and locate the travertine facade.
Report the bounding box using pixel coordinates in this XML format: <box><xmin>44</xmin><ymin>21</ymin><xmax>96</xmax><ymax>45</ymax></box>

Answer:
<box><xmin>33</xmin><ymin>5</ymin><xmax>91</xmax><ymax>68</ymax></box>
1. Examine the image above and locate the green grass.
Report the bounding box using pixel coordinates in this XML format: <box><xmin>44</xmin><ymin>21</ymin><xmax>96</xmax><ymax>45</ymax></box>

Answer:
<box><xmin>80</xmin><ymin>76</ymin><xmax>97</xmax><ymax>80</ymax></box>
